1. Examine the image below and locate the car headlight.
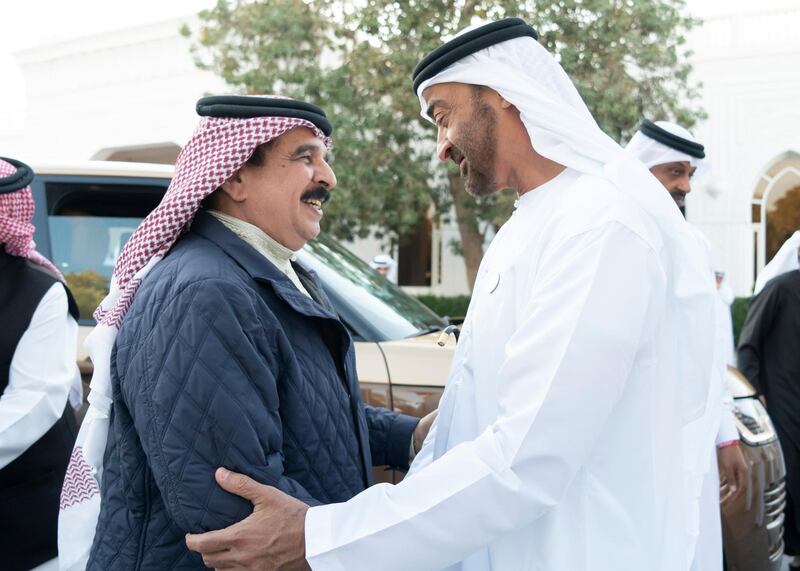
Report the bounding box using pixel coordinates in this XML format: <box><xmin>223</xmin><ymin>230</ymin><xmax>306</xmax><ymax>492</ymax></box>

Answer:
<box><xmin>732</xmin><ymin>398</ymin><xmax>777</xmax><ymax>445</ymax></box>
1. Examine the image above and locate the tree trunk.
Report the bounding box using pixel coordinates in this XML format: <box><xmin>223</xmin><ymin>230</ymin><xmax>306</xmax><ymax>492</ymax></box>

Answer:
<box><xmin>448</xmin><ymin>173</ymin><xmax>484</xmax><ymax>290</ymax></box>
<box><xmin>444</xmin><ymin>1</ymin><xmax>487</xmax><ymax>292</ymax></box>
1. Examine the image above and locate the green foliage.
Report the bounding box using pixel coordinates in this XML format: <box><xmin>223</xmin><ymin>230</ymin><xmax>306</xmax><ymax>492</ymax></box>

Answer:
<box><xmin>183</xmin><ymin>0</ymin><xmax>437</xmax><ymax>249</ymax></box>
<box><xmin>529</xmin><ymin>1</ymin><xmax>704</xmax><ymax>142</ymax></box>
<box><xmin>65</xmin><ymin>270</ymin><xmax>109</xmax><ymax>321</ymax></box>
<box><xmin>184</xmin><ymin>0</ymin><xmax>704</xmax><ymax>271</ymax></box>
<box><xmin>731</xmin><ymin>296</ymin><xmax>752</xmax><ymax>347</ymax></box>
<box><xmin>415</xmin><ymin>294</ymin><xmax>471</xmax><ymax>319</ymax></box>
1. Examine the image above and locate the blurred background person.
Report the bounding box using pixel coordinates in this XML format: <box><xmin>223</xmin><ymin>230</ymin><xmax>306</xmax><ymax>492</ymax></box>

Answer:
<box><xmin>370</xmin><ymin>253</ymin><xmax>398</xmax><ymax>283</ymax></box>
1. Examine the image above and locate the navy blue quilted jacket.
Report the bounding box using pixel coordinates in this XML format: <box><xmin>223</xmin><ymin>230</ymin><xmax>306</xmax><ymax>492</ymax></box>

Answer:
<box><xmin>87</xmin><ymin>212</ymin><xmax>419</xmax><ymax>570</ymax></box>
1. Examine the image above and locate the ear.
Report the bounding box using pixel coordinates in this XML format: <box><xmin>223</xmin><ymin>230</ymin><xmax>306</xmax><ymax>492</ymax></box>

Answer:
<box><xmin>218</xmin><ymin>169</ymin><xmax>248</xmax><ymax>203</ymax></box>
<box><xmin>499</xmin><ymin>95</ymin><xmax>514</xmax><ymax>110</ymax></box>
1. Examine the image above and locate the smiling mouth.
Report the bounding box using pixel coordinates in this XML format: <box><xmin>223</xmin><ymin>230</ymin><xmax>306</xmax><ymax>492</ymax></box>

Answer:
<box><xmin>302</xmin><ymin>198</ymin><xmax>323</xmax><ymax>210</ymax></box>
<box><xmin>301</xmin><ymin>197</ymin><xmax>324</xmax><ymax>217</ymax></box>
<box><xmin>300</xmin><ymin>187</ymin><xmax>330</xmax><ymax>213</ymax></box>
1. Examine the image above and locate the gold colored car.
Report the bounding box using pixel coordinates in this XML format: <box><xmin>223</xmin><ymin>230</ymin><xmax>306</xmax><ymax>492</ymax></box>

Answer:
<box><xmin>30</xmin><ymin>161</ymin><xmax>785</xmax><ymax>569</ymax></box>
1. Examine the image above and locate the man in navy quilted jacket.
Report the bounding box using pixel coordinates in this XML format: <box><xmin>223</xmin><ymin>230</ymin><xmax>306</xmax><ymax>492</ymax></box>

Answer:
<box><xmin>67</xmin><ymin>96</ymin><xmax>433</xmax><ymax>571</ymax></box>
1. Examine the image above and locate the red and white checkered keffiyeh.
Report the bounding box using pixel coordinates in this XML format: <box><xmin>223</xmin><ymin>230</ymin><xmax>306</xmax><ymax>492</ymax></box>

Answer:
<box><xmin>57</xmin><ymin>110</ymin><xmax>331</xmax><ymax>571</ymax></box>
<box><xmin>97</xmin><ymin>113</ymin><xmax>332</xmax><ymax>327</ymax></box>
<box><xmin>0</xmin><ymin>159</ymin><xmax>63</xmax><ymax>279</ymax></box>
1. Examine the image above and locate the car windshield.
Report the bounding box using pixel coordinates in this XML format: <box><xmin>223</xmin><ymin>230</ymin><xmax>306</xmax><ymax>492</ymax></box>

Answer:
<box><xmin>41</xmin><ymin>179</ymin><xmax>166</xmax><ymax>323</ymax></box>
<box><xmin>297</xmin><ymin>235</ymin><xmax>446</xmax><ymax>341</ymax></box>
<box><xmin>48</xmin><ymin>215</ymin><xmax>143</xmax><ymax>321</ymax></box>
<box><xmin>46</xmin><ymin>205</ymin><xmax>445</xmax><ymax>339</ymax></box>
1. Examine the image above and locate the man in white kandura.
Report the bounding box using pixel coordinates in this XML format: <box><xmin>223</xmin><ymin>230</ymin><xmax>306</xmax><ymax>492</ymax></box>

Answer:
<box><xmin>186</xmin><ymin>18</ymin><xmax>718</xmax><ymax>571</ymax></box>
<box><xmin>627</xmin><ymin>120</ymin><xmax>749</xmax><ymax>571</ymax></box>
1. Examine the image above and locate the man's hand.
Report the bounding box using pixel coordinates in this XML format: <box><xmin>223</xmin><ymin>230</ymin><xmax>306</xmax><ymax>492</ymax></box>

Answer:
<box><xmin>718</xmin><ymin>444</ymin><xmax>749</xmax><ymax>501</ymax></box>
<box><xmin>185</xmin><ymin>468</ymin><xmax>310</xmax><ymax>571</ymax></box>
<box><xmin>414</xmin><ymin>410</ymin><xmax>438</xmax><ymax>453</ymax></box>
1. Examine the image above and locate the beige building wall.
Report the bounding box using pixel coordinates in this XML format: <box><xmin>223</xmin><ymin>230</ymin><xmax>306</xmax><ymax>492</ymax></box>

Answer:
<box><xmin>0</xmin><ymin>17</ymin><xmax>227</xmax><ymax>162</ymax></box>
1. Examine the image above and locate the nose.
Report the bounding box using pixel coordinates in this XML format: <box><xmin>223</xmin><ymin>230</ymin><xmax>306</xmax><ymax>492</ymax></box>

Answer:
<box><xmin>316</xmin><ymin>159</ymin><xmax>337</xmax><ymax>190</ymax></box>
<box><xmin>436</xmin><ymin>129</ymin><xmax>453</xmax><ymax>163</ymax></box>
<box><xmin>676</xmin><ymin>175</ymin><xmax>692</xmax><ymax>194</ymax></box>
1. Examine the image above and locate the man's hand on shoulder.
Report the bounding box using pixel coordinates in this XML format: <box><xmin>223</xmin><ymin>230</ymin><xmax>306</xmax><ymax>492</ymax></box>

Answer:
<box><xmin>186</xmin><ymin>468</ymin><xmax>310</xmax><ymax>571</ymax></box>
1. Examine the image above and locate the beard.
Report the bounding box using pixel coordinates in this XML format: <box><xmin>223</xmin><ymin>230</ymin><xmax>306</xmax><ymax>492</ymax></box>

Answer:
<box><xmin>670</xmin><ymin>190</ymin><xmax>687</xmax><ymax>208</ymax></box>
<box><xmin>670</xmin><ymin>190</ymin><xmax>687</xmax><ymax>218</ymax></box>
<box><xmin>456</xmin><ymin>94</ymin><xmax>498</xmax><ymax>198</ymax></box>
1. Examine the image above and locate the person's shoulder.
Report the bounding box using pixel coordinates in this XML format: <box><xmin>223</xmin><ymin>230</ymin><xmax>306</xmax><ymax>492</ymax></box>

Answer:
<box><xmin>7</xmin><ymin>257</ymin><xmax>79</xmax><ymax>317</ymax></box>
<box><xmin>766</xmin><ymin>269</ymin><xmax>800</xmax><ymax>293</ymax></box>
<box><xmin>132</xmin><ymin>232</ymin><xmax>259</xmax><ymax>320</ymax></box>
<box><xmin>17</xmin><ymin>256</ymin><xmax>62</xmax><ymax>287</ymax></box>
<box><xmin>148</xmin><ymin>231</ymin><xmax>250</xmax><ymax>290</ymax></box>
<box><xmin>127</xmin><ymin>269</ymin><xmax>261</xmax><ymax>338</ymax></box>
<box><xmin>555</xmin><ymin>173</ymin><xmax>663</xmax><ymax>250</ymax></box>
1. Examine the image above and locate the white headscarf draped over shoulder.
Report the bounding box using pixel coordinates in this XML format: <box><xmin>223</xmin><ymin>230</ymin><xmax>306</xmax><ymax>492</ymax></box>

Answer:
<box><xmin>754</xmin><ymin>230</ymin><xmax>800</xmax><ymax>296</ymax></box>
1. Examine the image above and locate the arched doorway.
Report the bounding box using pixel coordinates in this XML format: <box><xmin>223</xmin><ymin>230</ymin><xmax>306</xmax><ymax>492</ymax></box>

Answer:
<box><xmin>752</xmin><ymin>150</ymin><xmax>800</xmax><ymax>278</ymax></box>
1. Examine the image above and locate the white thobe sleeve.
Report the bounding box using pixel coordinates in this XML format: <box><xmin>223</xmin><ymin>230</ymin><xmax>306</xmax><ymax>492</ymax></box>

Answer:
<box><xmin>0</xmin><ymin>283</ymin><xmax>79</xmax><ymax>469</ymax></box>
<box><xmin>714</xmin><ymin>293</ymin><xmax>739</xmax><ymax>445</ymax></box>
<box><xmin>305</xmin><ymin>222</ymin><xmax>664</xmax><ymax>570</ymax></box>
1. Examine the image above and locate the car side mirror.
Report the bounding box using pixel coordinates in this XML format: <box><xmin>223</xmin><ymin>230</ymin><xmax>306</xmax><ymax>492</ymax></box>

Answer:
<box><xmin>436</xmin><ymin>325</ymin><xmax>461</xmax><ymax>346</ymax></box>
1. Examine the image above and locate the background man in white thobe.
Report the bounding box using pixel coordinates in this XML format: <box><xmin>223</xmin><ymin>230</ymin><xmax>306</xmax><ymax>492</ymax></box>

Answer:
<box><xmin>370</xmin><ymin>254</ymin><xmax>398</xmax><ymax>283</ymax></box>
<box><xmin>626</xmin><ymin>121</ymin><xmax>749</xmax><ymax>571</ymax></box>
<box><xmin>186</xmin><ymin>18</ymin><xmax>718</xmax><ymax>571</ymax></box>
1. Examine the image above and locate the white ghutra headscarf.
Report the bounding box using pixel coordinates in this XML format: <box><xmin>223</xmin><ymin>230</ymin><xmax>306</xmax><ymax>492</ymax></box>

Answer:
<box><xmin>626</xmin><ymin>120</ymin><xmax>710</xmax><ymax>178</ymax></box>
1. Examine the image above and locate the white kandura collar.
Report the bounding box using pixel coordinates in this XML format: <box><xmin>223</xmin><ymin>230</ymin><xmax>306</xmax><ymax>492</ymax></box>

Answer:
<box><xmin>516</xmin><ymin>167</ymin><xmax>579</xmax><ymax>209</ymax></box>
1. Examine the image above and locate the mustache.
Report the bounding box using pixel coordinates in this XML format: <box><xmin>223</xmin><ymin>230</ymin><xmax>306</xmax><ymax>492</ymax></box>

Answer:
<box><xmin>450</xmin><ymin>146</ymin><xmax>465</xmax><ymax>166</ymax></box>
<box><xmin>301</xmin><ymin>186</ymin><xmax>331</xmax><ymax>204</ymax></box>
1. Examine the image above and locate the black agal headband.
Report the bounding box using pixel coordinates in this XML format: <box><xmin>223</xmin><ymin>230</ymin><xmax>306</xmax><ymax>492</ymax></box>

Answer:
<box><xmin>412</xmin><ymin>17</ymin><xmax>539</xmax><ymax>94</ymax></box>
<box><xmin>638</xmin><ymin>119</ymin><xmax>705</xmax><ymax>159</ymax></box>
<box><xmin>196</xmin><ymin>95</ymin><xmax>333</xmax><ymax>137</ymax></box>
<box><xmin>0</xmin><ymin>157</ymin><xmax>34</xmax><ymax>195</ymax></box>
